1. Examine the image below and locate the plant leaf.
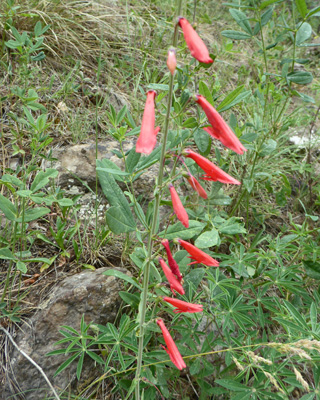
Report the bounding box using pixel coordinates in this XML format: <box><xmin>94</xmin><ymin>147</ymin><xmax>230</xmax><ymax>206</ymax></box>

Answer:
<box><xmin>198</xmin><ymin>81</ymin><xmax>214</xmax><ymax>105</ymax></box>
<box><xmin>221</xmin><ymin>30</ymin><xmax>252</xmax><ymax>40</ymax></box>
<box><xmin>229</xmin><ymin>9</ymin><xmax>252</xmax><ymax>35</ymax></box>
<box><xmin>0</xmin><ymin>194</ymin><xmax>17</xmax><ymax>221</ymax></box>
<box><xmin>306</xmin><ymin>5</ymin><xmax>320</xmax><ymax>18</ymax></box>
<box><xmin>16</xmin><ymin>261</ymin><xmax>27</xmax><ymax>273</ymax></box>
<box><xmin>195</xmin><ymin>228</ymin><xmax>220</xmax><ymax>248</ymax></box>
<box><xmin>0</xmin><ymin>248</ymin><xmax>15</xmax><ymax>260</ymax></box>
<box><xmin>303</xmin><ymin>260</ymin><xmax>320</xmax><ymax>280</ymax></box>
<box><xmin>105</xmin><ymin>206</ymin><xmax>136</xmax><ymax>233</ymax></box>
<box><xmin>96</xmin><ymin>167</ymin><xmax>130</xmax><ymax>176</ymax></box>
<box><xmin>287</xmin><ymin>71</ymin><xmax>313</xmax><ymax>85</ymax></box>
<box><xmin>119</xmin><ymin>291</ymin><xmax>140</xmax><ymax>307</ymax></box>
<box><xmin>126</xmin><ymin>148</ymin><xmax>141</xmax><ymax>173</ymax></box>
<box><xmin>54</xmin><ymin>352</ymin><xmax>80</xmax><ymax>376</ymax></box>
<box><xmin>103</xmin><ymin>269</ymin><xmax>142</xmax><ymax>290</ymax></box>
<box><xmin>76</xmin><ymin>352</ymin><xmax>84</xmax><ymax>380</ymax></box>
<box><xmin>217</xmin><ymin>86</ymin><xmax>251</xmax><ymax>112</ymax></box>
<box><xmin>158</xmin><ymin>220</ymin><xmax>205</xmax><ymax>240</ymax></box>
<box><xmin>261</xmin><ymin>7</ymin><xmax>274</xmax><ymax>27</ymax></box>
<box><xmin>15</xmin><ymin>207</ymin><xmax>50</xmax><ymax>222</ymax></box>
<box><xmin>284</xmin><ymin>300</ymin><xmax>309</xmax><ymax>330</ymax></box>
<box><xmin>260</xmin><ymin>0</ymin><xmax>283</xmax><ymax>10</ymax></box>
<box><xmin>97</xmin><ymin>159</ymin><xmax>136</xmax><ymax>229</ymax></box>
<box><xmin>295</xmin><ymin>0</ymin><xmax>308</xmax><ymax>18</ymax></box>
<box><xmin>216</xmin><ymin>379</ymin><xmax>250</xmax><ymax>391</ymax></box>
<box><xmin>296</xmin><ymin>22</ymin><xmax>312</xmax><ymax>45</ymax></box>
<box><xmin>194</xmin><ymin>128</ymin><xmax>211</xmax><ymax>154</ymax></box>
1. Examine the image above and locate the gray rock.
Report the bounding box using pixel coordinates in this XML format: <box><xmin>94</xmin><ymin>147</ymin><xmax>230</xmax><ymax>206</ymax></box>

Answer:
<box><xmin>44</xmin><ymin>140</ymin><xmax>158</xmax><ymax>198</ymax></box>
<box><xmin>3</xmin><ymin>267</ymin><xmax>129</xmax><ymax>400</ymax></box>
<box><xmin>42</xmin><ymin>140</ymin><xmax>190</xmax><ymax>229</ymax></box>
<box><xmin>45</xmin><ymin>141</ymin><xmax>121</xmax><ymax>189</ymax></box>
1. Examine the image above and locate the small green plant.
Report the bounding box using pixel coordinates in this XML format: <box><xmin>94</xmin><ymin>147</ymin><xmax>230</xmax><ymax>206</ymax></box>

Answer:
<box><xmin>5</xmin><ymin>21</ymin><xmax>49</xmax><ymax>84</ymax></box>
<box><xmin>47</xmin><ymin>316</ymin><xmax>105</xmax><ymax>381</ymax></box>
<box><xmin>5</xmin><ymin>21</ymin><xmax>48</xmax><ymax>61</ymax></box>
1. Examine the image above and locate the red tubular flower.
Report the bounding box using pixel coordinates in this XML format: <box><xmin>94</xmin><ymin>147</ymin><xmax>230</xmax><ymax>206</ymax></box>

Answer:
<box><xmin>136</xmin><ymin>90</ymin><xmax>159</xmax><ymax>155</ymax></box>
<box><xmin>156</xmin><ymin>318</ymin><xmax>186</xmax><ymax>370</ymax></box>
<box><xmin>159</xmin><ymin>257</ymin><xmax>185</xmax><ymax>296</ymax></box>
<box><xmin>175</xmin><ymin>239</ymin><xmax>219</xmax><ymax>267</ymax></box>
<box><xmin>195</xmin><ymin>95</ymin><xmax>247</xmax><ymax>155</ymax></box>
<box><xmin>161</xmin><ymin>239</ymin><xmax>183</xmax><ymax>282</ymax></box>
<box><xmin>167</xmin><ymin>48</ymin><xmax>177</xmax><ymax>75</ymax></box>
<box><xmin>169</xmin><ymin>184</ymin><xmax>189</xmax><ymax>228</ymax></box>
<box><xmin>184</xmin><ymin>172</ymin><xmax>208</xmax><ymax>199</ymax></box>
<box><xmin>178</xmin><ymin>18</ymin><xmax>213</xmax><ymax>64</ymax></box>
<box><xmin>163</xmin><ymin>297</ymin><xmax>203</xmax><ymax>313</ymax></box>
<box><xmin>183</xmin><ymin>149</ymin><xmax>241</xmax><ymax>185</ymax></box>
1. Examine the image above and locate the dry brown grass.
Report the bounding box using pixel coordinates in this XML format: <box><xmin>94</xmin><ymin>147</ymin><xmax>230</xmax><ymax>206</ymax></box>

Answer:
<box><xmin>0</xmin><ymin>0</ymin><xmax>163</xmax><ymax>77</ymax></box>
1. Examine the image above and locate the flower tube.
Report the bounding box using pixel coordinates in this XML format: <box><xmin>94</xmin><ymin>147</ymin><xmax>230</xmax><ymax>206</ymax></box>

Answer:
<box><xmin>184</xmin><ymin>172</ymin><xmax>208</xmax><ymax>199</ymax></box>
<box><xmin>157</xmin><ymin>319</ymin><xmax>186</xmax><ymax>370</ymax></box>
<box><xmin>159</xmin><ymin>258</ymin><xmax>185</xmax><ymax>296</ymax></box>
<box><xmin>169</xmin><ymin>184</ymin><xmax>189</xmax><ymax>228</ymax></box>
<box><xmin>163</xmin><ymin>297</ymin><xmax>203</xmax><ymax>313</ymax></box>
<box><xmin>161</xmin><ymin>239</ymin><xmax>183</xmax><ymax>282</ymax></box>
<box><xmin>178</xmin><ymin>17</ymin><xmax>213</xmax><ymax>64</ymax></box>
<box><xmin>183</xmin><ymin>149</ymin><xmax>241</xmax><ymax>185</ymax></box>
<box><xmin>195</xmin><ymin>94</ymin><xmax>247</xmax><ymax>155</ymax></box>
<box><xmin>175</xmin><ymin>239</ymin><xmax>219</xmax><ymax>267</ymax></box>
<box><xmin>136</xmin><ymin>90</ymin><xmax>160</xmax><ymax>154</ymax></box>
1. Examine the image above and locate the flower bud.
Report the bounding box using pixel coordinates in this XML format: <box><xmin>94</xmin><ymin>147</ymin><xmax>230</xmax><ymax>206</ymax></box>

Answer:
<box><xmin>167</xmin><ymin>48</ymin><xmax>177</xmax><ymax>75</ymax></box>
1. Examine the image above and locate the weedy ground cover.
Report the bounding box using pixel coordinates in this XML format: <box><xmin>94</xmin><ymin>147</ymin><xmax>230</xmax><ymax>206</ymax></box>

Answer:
<box><xmin>1</xmin><ymin>0</ymin><xmax>320</xmax><ymax>399</ymax></box>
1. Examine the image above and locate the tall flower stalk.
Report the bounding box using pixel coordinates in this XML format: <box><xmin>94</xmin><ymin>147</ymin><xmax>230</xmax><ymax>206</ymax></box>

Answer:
<box><xmin>134</xmin><ymin>0</ymin><xmax>183</xmax><ymax>396</ymax></box>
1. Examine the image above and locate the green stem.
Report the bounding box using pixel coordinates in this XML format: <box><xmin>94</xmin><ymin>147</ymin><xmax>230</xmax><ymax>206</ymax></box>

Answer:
<box><xmin>230</xmin><ymin>6</ymin><xmax>271</xmax><ymax>217</ymax></box>
<box><xmin>120</xmin><ymin>142</ymin><xmax>148</xmax><ymax>229</ymax></box>
<box><xmin>94</xmin><ymin>99</ymin><xmax>99</xmax><ymax>243</ymax></box>
<box><xmin>1</xmin><ymin>260</ymin><xmax>13</xmax><ymax>303</ymax></box>
<box><xmin>291</xmin><ymin>3</ymin><xmax>296</xmax><ymax>73</ymax></box>
<box><xmin>230</xmin><ymin>188</ymin><xmax>246</xmax><ymax>217</ymax></box>
<box><xmin>21</xmin><ymin>197</ymin><xmax>26</xmax><ymax>254</ymax></box>
<box><xmin>94</xmin><ymin>33</ymin><xmax>104</xmax><ymax>246</ymax></box>
<box><xmin>256</xmin><ymin>6</ymin><xmax>269</xmax><ymax>125</ymax></box>
<box><xmin>193</xmin><ymin>0</ymin><xmax>197</xmax><ymax>24</ymax></box>
<box><xmin>274</xmin><ymin>95</ymin><xmax>289</xmax><ymax>127</ymax></box>
<box><xmin>1</xmin><ymin>222</ymin><xmax>18</xmax><ymax>302</ymax></box>
<box><xmin>307</xmin><ymin>104</ymin><xmax>320</xmax><ymax>207</ymax></box>
<box><xmin>134</xmin><ymin>1</ymin><xmax>182</xmax><ymax>397</ymax></box>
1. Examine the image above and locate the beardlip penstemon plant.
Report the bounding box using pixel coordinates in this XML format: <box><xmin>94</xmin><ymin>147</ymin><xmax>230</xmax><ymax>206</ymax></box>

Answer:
<box><xmin>133</xmin><ymin>2</ymin><xmax>246</xmax><ymax>398</ymax></box>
